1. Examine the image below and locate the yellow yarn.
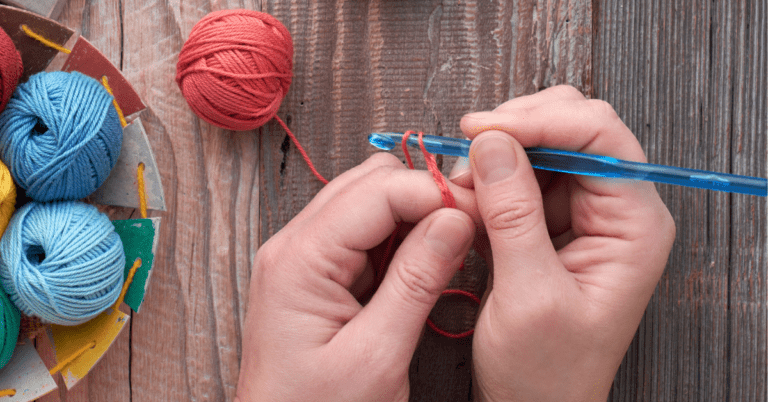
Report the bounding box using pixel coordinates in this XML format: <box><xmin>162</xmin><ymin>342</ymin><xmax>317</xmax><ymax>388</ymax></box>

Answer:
<box><xmin>0</xmin><ymin>161</ymin><xmax>15</xmax><ymax>237</ymax></box>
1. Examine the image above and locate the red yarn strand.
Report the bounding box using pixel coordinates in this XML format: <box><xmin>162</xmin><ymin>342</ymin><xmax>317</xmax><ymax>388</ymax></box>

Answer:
<box><xmin>418</xmin><ymin>132</ymin><xmax>456</xmax><ymax>209</ymax></box>
<box><xmin>275</xmin><ymin>116</ymin><xmax>328</xmax><ymax>184</ymax></box>
<box><xmin>377</xmin><ymin>130</ymin><xmax>416</xmax><ymax>281</ymax></box>
<box><xmin>401</xmin><ymin>131</ymin><xmax>416</xmax><ymax>169</ymax></box>
<box><xmin>394</xmin><ymin>131</ymin><xmax>478</xmax><ymax>338</ymax></box>
<box><xmin>426</xmin><ymin>289</ymin><xmax>481</xmax><ymax>338</ymax></box>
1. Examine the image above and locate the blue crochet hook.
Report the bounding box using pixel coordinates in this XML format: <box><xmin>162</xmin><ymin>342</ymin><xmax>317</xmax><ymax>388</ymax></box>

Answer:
<box><xmin>368</xmin><ymin>132</ymin><xmax>768</xmax><ymax>197</ymax></box>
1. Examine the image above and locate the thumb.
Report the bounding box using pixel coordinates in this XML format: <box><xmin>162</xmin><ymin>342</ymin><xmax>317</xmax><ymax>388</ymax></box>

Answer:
<box><xmin>348</xmin><ymin>209</ymin><xmax>474</xmax><ymax>353</ymax></box>
<box><xmin>469</xmin><ymin>131</ymin><xmax>561</xmax><ymax>287</ymax></box>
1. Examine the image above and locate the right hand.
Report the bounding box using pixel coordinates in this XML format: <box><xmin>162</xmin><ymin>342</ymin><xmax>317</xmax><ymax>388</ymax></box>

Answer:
<box><xmin>452</xmin><ymin>86</ymin><xmax>676</xmax><ymax>401</ymax></box>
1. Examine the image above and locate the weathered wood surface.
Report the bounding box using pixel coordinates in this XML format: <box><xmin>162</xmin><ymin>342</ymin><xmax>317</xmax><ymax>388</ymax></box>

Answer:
<box><xmin>593</xmin><ymin>1</ymin><xmax>767</xmax><ymax>400</ymax></box>
<box><xmin>18</xmin><ymin>0</ymin><xmax>765</xmax><ymax>401</ymax></box>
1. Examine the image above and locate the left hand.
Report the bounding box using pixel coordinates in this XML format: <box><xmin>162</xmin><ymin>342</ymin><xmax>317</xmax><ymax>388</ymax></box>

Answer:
<box><xmin>235</xmin><ymin>153</ymin><xmax>478</xmax><ymax>402</ymax></box>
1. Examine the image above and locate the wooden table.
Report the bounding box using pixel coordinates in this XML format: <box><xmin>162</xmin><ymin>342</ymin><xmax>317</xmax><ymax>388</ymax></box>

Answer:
<box><xmin>35</xmin><ymin>0</ymin><xmax>766</xmax><ymax>401</ymax></box>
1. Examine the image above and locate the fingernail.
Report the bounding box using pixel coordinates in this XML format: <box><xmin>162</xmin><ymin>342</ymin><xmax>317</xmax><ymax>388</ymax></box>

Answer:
<box><xmin>448</xmin><ymin>157</ymin><xmax>470</xmax><ymax>181</ymax></box>
<box><xmin>424</xmin><ymin>213</ymin><xmax>473</xmax><ymax>259</ymax></box>
<box><xmin>471</xmin><ymin>134</ymin><xmax>517</xmax><ymax>185</ymax></box>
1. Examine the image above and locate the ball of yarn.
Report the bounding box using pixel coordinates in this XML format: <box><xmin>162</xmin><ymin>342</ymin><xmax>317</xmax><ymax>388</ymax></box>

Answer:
<box><xmin>0</xmin><ymin>201</ymin><xmax>125</xmax><ymax>326</ymax></box>
<box><xmin>176</xmin><ymin>9</ymin><xmax>293</xmax><ymax>131</ymax></box>
<box><xmin>0</xmin><ymin>287</ymin><xmax>19</xmax><ymax>370</ymax></box>
<box><xmin>0</xmin><ymin>160</ymin><xmax>16</xmax><ymax>237</ymax></box>
<box><xmin>0</xmin><ymin>27</ymin><xmax>23</xmax><ymax>112</ymax></box>
<box><xmin>0</xmin><ymin>71</ymin><xmax>123</xmax><ymax>202</ymax></box>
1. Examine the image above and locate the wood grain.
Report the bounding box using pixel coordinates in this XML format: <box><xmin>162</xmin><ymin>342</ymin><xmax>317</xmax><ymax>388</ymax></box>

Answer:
<box><xmin>6</xmin><ymin>0</ymin><xmax>760</xmax><ymax>400</ymax></box>
<box><xmin>593</xmin><ymin>1</ymin><xmax>767</xmax><ymax>400</ymax></box>
<box><xmin>121</xmin><ymin>1</ymin><xmax>259</xmax><ymax>400</ymax></box>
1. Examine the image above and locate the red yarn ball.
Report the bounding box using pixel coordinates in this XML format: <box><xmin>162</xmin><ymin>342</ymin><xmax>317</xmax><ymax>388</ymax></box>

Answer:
<box><xmin>0</xmin><ymin>27</ymin><xmax>23</xmax><ymax>113</ymax></box>
<box><xmin>175</xmin><ymin>9</ymin><xmax>294</xmax><ymax>131</ymax></box>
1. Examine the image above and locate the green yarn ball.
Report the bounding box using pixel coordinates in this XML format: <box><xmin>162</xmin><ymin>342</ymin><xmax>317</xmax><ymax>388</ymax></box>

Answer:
<box><xmin>0</xmin><ymin>286</ymin><xmax>19</xmax><ymax>369</ymax></box>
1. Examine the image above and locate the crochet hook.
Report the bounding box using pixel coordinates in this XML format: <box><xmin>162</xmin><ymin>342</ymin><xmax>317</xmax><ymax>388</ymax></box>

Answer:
<box><xmin>368</xmin><ymin>132</ymin><xmax>767</xmax><ymax>197</ymax></box>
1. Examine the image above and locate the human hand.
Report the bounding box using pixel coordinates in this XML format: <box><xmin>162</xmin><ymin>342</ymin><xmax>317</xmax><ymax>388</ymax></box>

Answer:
<box><xmin>235</xmin><ymin>153</ymin><xmax>479</xmax><ymax>402</ymax></box>
<box><xmin>451</xmin><ymin>86</ymin><xmax>676</xmax><ymax>401</ymax></box>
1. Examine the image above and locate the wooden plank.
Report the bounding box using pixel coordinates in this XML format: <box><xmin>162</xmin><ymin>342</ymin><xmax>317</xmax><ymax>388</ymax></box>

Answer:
<box><xmin>120</xmin><ymin>0</ymin><xmax>210</xmax><ymax>398</ymax></box>
<box><xmin>120</xmin><ymin>1</ymin><xmax>261</xmax><ymax>401</ymax></box>
<box><xmin>594</xmin><ymin>0</ymin><xmax>766</xmax><ymax>400</ymax></box>
<box><xmin>598</xmin><ymin>1</ymin><xmax>732</xmax><ymax>400</ymax></box>
<box><xmin>510</xmin><ymin>0</ymin><xmax>593</xmax><ymax>98</ymax></box>
<box><xmin>727</xmin><ymin>1</ymin><xmax>767</xmax><ymax>400</ymax></box>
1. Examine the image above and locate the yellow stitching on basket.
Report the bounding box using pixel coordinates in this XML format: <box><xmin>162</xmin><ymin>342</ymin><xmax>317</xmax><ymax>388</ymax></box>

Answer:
<box><xmin>100</xmin><ymin>76</ymin><xmax>128</xmax><ymax>127</ymax></box>
<box><xmin>49</xmin><ymin>340</ymin><xmax>96</xmax><ymax>376</ymax></box>
<box><xmin>113</xmin><ymin>258</ymin><xmax>141</xmax><ymax>312</ymax></box>
<box><xmin>137</xmin><ymin>163</ymin><xmax>148</xmax><ymax>218</ymax></box>
<box><xmin>21</xmin><ymin>25</ymin><xmax>71</xmax><ymax>54</ymax></box>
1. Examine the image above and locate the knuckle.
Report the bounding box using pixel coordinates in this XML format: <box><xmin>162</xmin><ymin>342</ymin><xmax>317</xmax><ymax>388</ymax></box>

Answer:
<box><xmin>253</xmin><ymin>231</ymin><xmax>305</xmax><ymax>283</ymax></box>
<box><xmin>656</xmin><ymin>207</ymin><xmax>677</xmax><ymax>256</ymax></box>
<box><xmin>252</xmin><ymin>240</ymin><xmax>283</xmax><ymax>284</ymax></box>
<box><xmin>394</xmin><ymin>260</ymin><xmax>442</xmax><ymax>306</ymax></box>
<box><xmin>483</xmin><ymin>193</ymin><xmax>543</xmax><ymax>237</ymax></box>
<box><xmin>549</xmin><ymin>84</ymin><xmax>585</xmax><ymax>99</ymax></box>
<box><xmin>587</xmin><ymin>99</ymin><xmax>621</xmax><ymax>121</ymax></box>
<box><xmin>254</xmin><ymin>239</ymin><xmax>280</xmax><ymax>271</ymax></box>
<box><xmin>365</xmin><ymin>152</ymin><xmax>403</xmax><ymax>169</ymax></box>
<box><xmin>366</xmin><ymin>163</ymin><xmax>400</xmax><ymax>182</ymax></box>
<box><xmin>354</xmin><ymin>164</ymin><xmax>401</xmax><ymax>192</ymax></box>
<box><xmin>663</xmin><ymin>208</ymin><xmax>677</xmax><ymax>241</ymax></box>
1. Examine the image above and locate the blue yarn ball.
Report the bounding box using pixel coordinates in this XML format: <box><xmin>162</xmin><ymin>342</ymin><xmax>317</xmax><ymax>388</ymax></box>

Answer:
<box><xmin>0</xmin><ymin>71</ymin><xmax>122</xmax><ymax>202</ymax></box>
<box><xmin>0</xmin><ymin>201</ymin><xmax>125</xmax><ymax>325</ymax></box>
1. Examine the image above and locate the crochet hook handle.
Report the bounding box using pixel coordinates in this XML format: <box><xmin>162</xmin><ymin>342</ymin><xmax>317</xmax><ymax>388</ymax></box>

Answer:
<box><xmin>368</xmin><ymin>132</ymin><xmax>767</xmax><ymax>197</ymax></box>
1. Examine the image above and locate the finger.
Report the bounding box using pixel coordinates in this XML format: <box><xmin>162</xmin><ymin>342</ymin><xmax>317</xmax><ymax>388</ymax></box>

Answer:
<box><xmin>300</xmin><ymin>166</ymin><xmax>480</xmax><ymax>290</ymax></box>
<box><xmin>453</xmin><ymin>164</ymin><xmax>579</xmax><ymax>245</ymax></box>
<box><xmin>465</xmin><ymin>101</ymin><xmax>675</xmax><ymax>299</ymax></box>
<box><xmin>343</xmin><ymin>208</ymin><xmax>474</xmax><ymax>354</ymax></box>
<box><xmin>492</xmin><ymin>85</ymin><xmax>586</xmax><ymax>114</ymax></box>
<box><xmin>470</xmin><ymin>130</ymin><xmax>563</xmax><ymax>287</ymax></box>
<box><xmin>452</xmin><ymin>86</ymin><xmax>586</xmax><ymax>189</ymax></box>
<box><xmin>290</xmin><ymin>152</ymin><xmax>406</xmax><ymax>226</ymax></box>
<box><xmin>463</xmin><ymin>98</ymin><xmax>673</xmax><ymax>243</ymax></box>
<box><xmin>461</xmin><ymin>99</ymin><xmax>649</xmax><ymax>193</ymax></box>
<box><xmin>449</xmin><ymin>159</ymin><xmax>560</xmax><ymax>200</ymax></box>
<box><xmin>461</xmin><ymin>99</ymin><xmax>645</xmax><ymax>161</ymax></box>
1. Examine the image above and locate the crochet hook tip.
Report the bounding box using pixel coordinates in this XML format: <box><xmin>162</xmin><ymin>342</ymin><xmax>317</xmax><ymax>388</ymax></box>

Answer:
<box><xmin>368</xmin><ymin>133</ymin><xmax>398</xmax><ymax>151</ymax></box>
